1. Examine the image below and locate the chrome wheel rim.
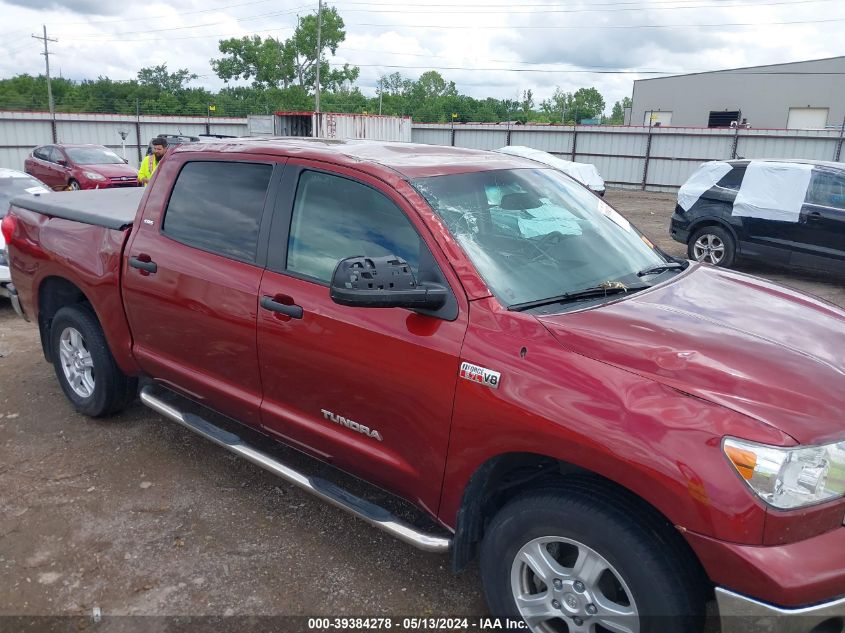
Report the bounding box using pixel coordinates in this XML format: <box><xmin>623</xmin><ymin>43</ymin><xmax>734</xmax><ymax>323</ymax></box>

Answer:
<box><xmin>511</xmin><ymin>536</ymin><xmax>639</xmax><ymax>633</ymax></box>
<box><xmin>59</xmin><ymin>326</ymin><xmax>95</xmax><ymax>398</ymax></box>
<box><xmin>69</xmin><ymin>181</ymin><xmax>80</xmax><ymax>190</ymax></box>
<box><xmin>692</xmin><ymin>234</ymin><xmax>725</xmax><ymax>265</ymax></box>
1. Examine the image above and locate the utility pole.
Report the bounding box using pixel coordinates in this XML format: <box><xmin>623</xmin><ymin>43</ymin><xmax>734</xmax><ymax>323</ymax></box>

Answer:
<box><xmin>32</xmin><ymin>25</ymin><xmax>58</xmax><ymax>142</ymax></box>
<box><xmin>135</xmin><ymin>98</ymin><xmax>142</xmax><ymax>164</ymax></box>
<box><xmin>314</xmin><ymin>0</ymin><xmax>323</xmax><ymax>137</ymax></box>
<box><xmin>835</xmin><ymin>114</ymin><xmax>845</xmax><ymax>162</ymax></box>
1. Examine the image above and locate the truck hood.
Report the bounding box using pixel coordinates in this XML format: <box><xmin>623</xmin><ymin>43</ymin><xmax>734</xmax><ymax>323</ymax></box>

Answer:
<box><xmin>538</xmin><ymin>265</ymin><xmax>845</xmax><ymax>444</ymax></box>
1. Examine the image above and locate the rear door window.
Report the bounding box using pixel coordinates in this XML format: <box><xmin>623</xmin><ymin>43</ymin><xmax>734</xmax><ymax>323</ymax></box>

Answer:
<box><xmin>715</xmin><ymin>166</ymin><xmax>745</xmax><ymax>191</ymax></box>
<box><xmin>162</xmin><ymin>161</ymin><xmax>273</xmax><ymax>263</ymax></box>
<box><xmin>806</xmin><ymin>170</ymin><xmax>845</xmax><ymax>210</ymax></box>
<box><xmin>33</xmin><ymin>147</ymin><xmax>51</xmax><ymax>161</ymax></box>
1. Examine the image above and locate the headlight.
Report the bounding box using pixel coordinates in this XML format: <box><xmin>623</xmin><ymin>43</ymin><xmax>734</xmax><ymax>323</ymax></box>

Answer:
<box><xmin>724</xmin><ymin>437</ymin><xmax>845</xmax><ymax>509</ymax></box>
<box><xmin>83</xmin><ymin>171</ymin><xmax>106</xmax><ymax>181</ymax></box>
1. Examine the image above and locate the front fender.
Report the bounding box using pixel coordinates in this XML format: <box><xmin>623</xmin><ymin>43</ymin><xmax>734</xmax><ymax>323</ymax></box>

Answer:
<box><xmin>439</xmin><ymin>298</ymin><xmax>791</xmax><ymax>545</ymax></box>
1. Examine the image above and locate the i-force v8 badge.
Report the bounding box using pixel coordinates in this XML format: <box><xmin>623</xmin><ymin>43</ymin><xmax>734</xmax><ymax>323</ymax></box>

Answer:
<box><xmin>459</xmin><ymin>362</ymin><xmax>501</xmax><ymax>389</ymax></box>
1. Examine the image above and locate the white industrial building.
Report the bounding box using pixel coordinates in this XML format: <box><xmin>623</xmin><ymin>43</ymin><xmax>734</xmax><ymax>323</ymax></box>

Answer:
<box><xmin>630</xmin><ymin>56</ymin><xmax>845</xmax><ymax>129</ymax></box>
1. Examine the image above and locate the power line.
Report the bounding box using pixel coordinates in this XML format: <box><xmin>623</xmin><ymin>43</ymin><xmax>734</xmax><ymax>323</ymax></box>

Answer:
<box><xmin>345</xmin><ymin>62</ymin><xmax>845</xmax><ymax>75</ymax></box>
<box><xmin>63</xmin><ymin>6</ymin><xmax>310</xmax><ymax>39</ymax></box>
<box><xmin>59</xmin><ymin>26</ymin><xmax>295</xmax><ymax>43</ymax></box>
<box><xmin>45</xmin><ymin>0</ymin><xmax>312</xmax><ymax>27</ymax></box>
<box><xmin>340</xmin><ymin>0</ymin><xmax>780</xmax><ymax>7</ymax></box>
<box><xmin>345</xmin><ymin>16</ymin><xmax>845</xmax><ymax>29</ymax></box>
<box><xmin>334</xmin><ymin>0</ymin><xmax>837</xmax><ymax>13</ymax></box>
<box><xmin>61</xmin><ymin>14</ymin><xmax>845</xmax><ymax>42</ymax></box>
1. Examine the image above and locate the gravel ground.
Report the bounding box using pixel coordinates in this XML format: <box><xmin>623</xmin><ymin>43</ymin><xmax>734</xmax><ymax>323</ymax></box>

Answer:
<box><xmin>0</xmin><ymin>189</ymin><xmax>842</xmax><ymax>631</ymax></box>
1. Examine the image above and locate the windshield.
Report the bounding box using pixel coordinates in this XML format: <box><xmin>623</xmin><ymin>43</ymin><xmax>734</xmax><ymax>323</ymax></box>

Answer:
<box><xmin>65</xmin><ymin>147</ymin><xmax>125</xmax><ymax>165</ymax></box>
<box><xmin>0</xmin><ymin>175</ymin><xmax>50</xmax><ymax>217</ymax></box>
<box><xmin>413</xmin><ymin>168</ymin><xmax>668</xmax><ymax>307</ymax></box>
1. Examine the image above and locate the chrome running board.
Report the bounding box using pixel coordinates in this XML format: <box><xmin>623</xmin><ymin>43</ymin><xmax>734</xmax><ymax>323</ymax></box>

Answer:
<box><xmin>140</xmin><ymin>386</ymin><xmax>452</xmax><ymax>553</ymax></box>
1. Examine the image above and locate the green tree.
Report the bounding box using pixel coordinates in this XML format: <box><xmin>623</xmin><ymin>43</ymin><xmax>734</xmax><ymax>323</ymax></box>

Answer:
<box><xmin>540</xmin><ymin>87</ymin><xmax>573</xmax><ymax>123</ymax></box>
<box><xmin>412</xmin><ymin>71</ymin><xmax>457</xmax><ymax>101</ymax></box>
<box><xmin>520</xmin><ymin>89</ymin><xmax>535</xmax><ymax>121</ymax></box>
<box><xmin>137</xmin><ymin>64</ymin><xmax>197</xmax><ymax>93</ymax></box>
<box><xmin>289</xmin><ymin>7</ymin><xmax>357</xmax><ymax>91</ymax></box>
<box><xmin>377</xmin><ymin>72</ymin><xmax>413</xmax><ymax>97</ymax></box>
<box><xmin>609</xmin><ymin>96</ymin><xmax>632</xmax><ymax>124</ymax></box>
<box><xmin>211</xmin><ymin>6</ymin><xmax>357</xmax><ymax>95</ymax></box>
<box><xmin>211</xmin><ymin>36</ymin><xmax>294</xmax><ymax>89</ymax></box>
<box><xmin>571</xmin><ymin>87</ymin><xmax>605</xmax><ymax>122</ymax></box>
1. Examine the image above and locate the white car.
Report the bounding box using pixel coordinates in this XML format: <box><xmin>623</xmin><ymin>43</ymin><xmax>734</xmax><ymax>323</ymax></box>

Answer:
<box><xmin>495</xmin><ymin>145</ymin><xmax>606</xmax><ymax>196</ymax></box>
<box><xmin>0</xmin><ymin>169</ymin><xmax>50</xmax><ymax>297</ymax></box>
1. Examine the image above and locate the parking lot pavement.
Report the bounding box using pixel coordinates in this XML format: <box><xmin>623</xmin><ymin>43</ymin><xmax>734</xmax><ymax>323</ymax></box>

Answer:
<box><xmin>0</xmin><ymin>300</ymin><xmax>486</xmax><ymax>621</ymax></box>
<box><xmin>0</xmin><ymin>189</ymin><xmax>840</xmax><ymax>627</ymax></box>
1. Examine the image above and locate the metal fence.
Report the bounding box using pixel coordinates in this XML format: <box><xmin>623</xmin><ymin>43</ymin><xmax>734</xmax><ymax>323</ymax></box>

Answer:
<box><xmin>2</xmin><ymin>111</ymin><xmax>843</xmax><ymax>193</ymax></box>
<box><xmin>0</xmin><ymin>111</ymin><xmax>249</xmax><ymax>170</ymax></box>
<box><xmin>411</xmin><ymin>123</ymin><xmax>845</xmax><ymax>192</ymax></box>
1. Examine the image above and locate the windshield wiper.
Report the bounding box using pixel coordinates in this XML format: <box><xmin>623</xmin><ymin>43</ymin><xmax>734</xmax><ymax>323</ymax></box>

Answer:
<box><xmin>508</xmin><ymin>283</ymin><xmax>650</xmax><ymax>312</ymax></box>
<box><xmin>636</xmin><ymin>262</ymin><xmax>686</xmax><ymax>277</ymax></box>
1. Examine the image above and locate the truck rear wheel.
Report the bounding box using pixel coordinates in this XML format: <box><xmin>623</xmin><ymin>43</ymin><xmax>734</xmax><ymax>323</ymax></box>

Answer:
<box><xmin>480</xmin><ymin>488</ymin><xmax>703</xmax><ymax>633</ymax></box>
<box><xmin>50</xmin><ymin>305</ymin><xmax>137</xmax><ymax>417</ymax></box>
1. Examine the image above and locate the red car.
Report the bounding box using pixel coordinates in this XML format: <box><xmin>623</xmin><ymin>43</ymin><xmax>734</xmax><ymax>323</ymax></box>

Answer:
<box><xmin>4</xmin><ymin>139</ymin><xmax>845</xmax><ymax>633</ymax></box>
<box><xmin>24</xmin><ymin>144</ymin><xmax>139</xmax><ymax>190</ymax></box>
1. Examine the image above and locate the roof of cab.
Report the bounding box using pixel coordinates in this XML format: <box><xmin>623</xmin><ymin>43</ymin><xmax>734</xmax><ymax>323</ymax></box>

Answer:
<box><xmin>172</xmin><ymin>137</ymin><xmax>540</xmax><ymax>180</ymax></box>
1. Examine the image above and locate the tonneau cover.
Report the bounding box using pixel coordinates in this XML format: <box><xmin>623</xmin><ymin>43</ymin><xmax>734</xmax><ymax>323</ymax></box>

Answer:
<box><xmin>10</xmin><ymin>188</ymin><xmax>142</xmax><ymax>230</ymax></box>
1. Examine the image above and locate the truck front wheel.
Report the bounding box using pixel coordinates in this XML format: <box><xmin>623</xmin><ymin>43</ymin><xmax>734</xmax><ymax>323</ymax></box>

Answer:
<box><xmin>50</xmin><ymin>305</ymin><xmax>137</xmax><ymax>417</ymax></box>
<box><xmin>480</xmin><ymin>488</ymin><xmax>703</xmax><ymax>633</ymax></box>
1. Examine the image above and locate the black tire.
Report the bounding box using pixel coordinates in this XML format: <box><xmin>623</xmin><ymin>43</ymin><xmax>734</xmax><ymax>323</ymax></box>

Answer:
<box><xmin>50</xmin><ymin>304</ymin><xmax>137</xmax><ymax>417</ymax></box>
<box><xmin>480</xmin><ymin>488</ymin><xmax>704</xmax><ymax>633</ymax></box>
<box><xmin>687</xmin><ymin>225</ymin><xmax>736</xmax><ymax>267</ymax></box>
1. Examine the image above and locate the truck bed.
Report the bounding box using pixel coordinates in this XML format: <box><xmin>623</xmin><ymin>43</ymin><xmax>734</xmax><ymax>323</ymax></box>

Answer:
<box><xmin>10</xmin><ymin>188</ymin><xmax>142</xmax><ymax>230</ymax></box>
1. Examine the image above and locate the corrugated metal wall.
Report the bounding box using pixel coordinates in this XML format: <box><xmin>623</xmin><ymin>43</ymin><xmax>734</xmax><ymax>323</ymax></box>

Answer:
<box><xmin>3</xmin><ymin>112</ymin><xmax>842</xmax><ymax>191</ymax></box>
<box><xmin>412</xmin><ymin>123</ymin><xmax>845</xmax><ymax>192</ymax></box>
<box><xmin>320</xmin><ymin>113</ymin><xmax>413</xmax><ymax>142</ymax></box>
<box><xmin>0</xmin><ymin>111</ymin><xmax>249</xmax><ymax>170</ymax></box>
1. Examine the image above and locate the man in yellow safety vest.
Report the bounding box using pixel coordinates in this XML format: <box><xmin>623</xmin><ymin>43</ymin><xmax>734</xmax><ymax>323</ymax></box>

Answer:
<box><xmin>138</xmin><ymin>137</ymin><xmax>168</xmax><ymax>186</ymax></box>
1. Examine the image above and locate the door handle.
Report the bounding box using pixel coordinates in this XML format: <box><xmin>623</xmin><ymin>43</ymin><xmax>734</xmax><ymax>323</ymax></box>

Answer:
<box><xmin>260</xmin><ymin>296</ymin><xmax>303</xmax><ymax>319</ymax></box>
<box><xmin>128</xmin><ymin>256</ymin><xmax>157</xmax><ymax>273</ymax></box>
<box><xmin>808</xmin><ymin>211</ymin><xmax>823</xmax><ymax>221</ymax></box>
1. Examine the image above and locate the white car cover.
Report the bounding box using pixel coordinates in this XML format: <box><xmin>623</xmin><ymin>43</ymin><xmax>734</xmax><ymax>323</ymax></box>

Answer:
<box><xmin>496</xmin><ymin>146</ymin><xmax>606</xmax><ymax>192</ymax></box>
<box><xmin>732</xmin><ymin>161</ymin><xmax>813</xmax><ymax>223</ymax></box>
<box><xmin>677</xmin><ymin>161</ymin><xmax>733</xmax><ymax>211</ymax></box>
<box><xmin>678</xmin><ymin>160</ymin><xmax>814</xmax><ymax>224</ymax></box>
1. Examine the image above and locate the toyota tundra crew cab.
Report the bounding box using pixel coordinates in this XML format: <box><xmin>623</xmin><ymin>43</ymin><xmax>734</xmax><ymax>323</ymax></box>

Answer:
<box><xmin>4</xmin><ymin>139</ymin><xmax>845</xmax><ymax>633</ymax></box>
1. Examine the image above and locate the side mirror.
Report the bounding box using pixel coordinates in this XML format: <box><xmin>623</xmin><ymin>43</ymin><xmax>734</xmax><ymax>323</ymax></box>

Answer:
<box><xmin>330</xmin><ymin>255</ymin><xmax>447</xmax><ymax>311</ymax></box>
<box><xmin>123</xmin><ymin>158</ymin><xmax>129</xmax><ymax>164</ymax></box>
<box><xmin>57</xmin><ymin>159</ymin><xmax>68</xmax><ymax>167</ymax></box>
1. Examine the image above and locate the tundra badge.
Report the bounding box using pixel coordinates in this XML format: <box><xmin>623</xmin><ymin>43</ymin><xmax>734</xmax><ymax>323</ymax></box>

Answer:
<box><xmin>459</xmin><ymin>362</ymin><xmax>501</xmax><ymax>389</ymax></box>
<box><xmin>321</xmin><ymin>409</ymin><xmax>383</xmax><ymax>442</ymax></box>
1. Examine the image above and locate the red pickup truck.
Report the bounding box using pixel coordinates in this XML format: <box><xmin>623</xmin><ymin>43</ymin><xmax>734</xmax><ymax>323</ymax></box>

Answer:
<box><xmin>4</xmin><ymin>139</ymin><xmax>845</xmax><ymax>633</ymax></box>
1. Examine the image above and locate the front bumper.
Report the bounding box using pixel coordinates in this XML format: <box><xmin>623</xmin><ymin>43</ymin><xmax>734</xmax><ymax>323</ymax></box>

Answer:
<box><xmin>670</xmin><ymin>211</ymin><xmax>690</xmax><ymax>244</ymax></box>
<box><xmin>717</xmin><ymin>587</ymin><xmax>845</xmax><ymax>633</ymax></box>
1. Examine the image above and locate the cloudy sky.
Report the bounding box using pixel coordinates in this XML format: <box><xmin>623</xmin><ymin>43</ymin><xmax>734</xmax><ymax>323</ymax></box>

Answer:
<box><xmin>2</xmin><ymin>0</ymin><xmax>844</xmax><ymax>113</ymax></box>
